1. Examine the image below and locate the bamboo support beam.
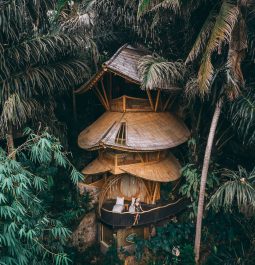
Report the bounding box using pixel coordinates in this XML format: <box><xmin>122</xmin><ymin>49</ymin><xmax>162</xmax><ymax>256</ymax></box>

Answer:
<box><xmin>152</xmin><ymin>182</ymin><xmax>158</xmax><ymax>204</ymax></box>
<box><xmin>123</xmin><ymin>95</ymin><xmax>126</xmax><ymax>112</ymax></box>
<box><xmin>163</xmin><ymin>95</ymin><xmax>174</xmax><ymax>111</ymax></box>
<box><xmin>163</xmin><ymin>95</ymin><xmax>171</xmax><ymax>111</ymax></box>
<box><xmin>152</xmin><ymin>182</ymin><xmax>159</xmax><ymax>204</ymax></box>
<box><xmin>155</xmin><ymin>89</ymin><xmax>161</xmax><ymax>112</ymax></box>
<box><xmin>137</xmin><ymin>153</ymin><xmax>144</xmax><ymax>163</ymax></box>
<box><xmin>146</xmin><ymin>89</ymin><xmax>154</xmax><ymax>110</ymax></box>
<box><xmin>100</xmin><ymin>78</ymin><xmax>110</xmax><ymax>110</ymax></box>
<box><xmin>95</xmin><ymin>84</ymin><xmax>109</xmax><ymax>110</ymax></box>
<box><xmin>108</xmin><ymin>73</ymin><xmax>112</xmax><ymax>108</ymax></box>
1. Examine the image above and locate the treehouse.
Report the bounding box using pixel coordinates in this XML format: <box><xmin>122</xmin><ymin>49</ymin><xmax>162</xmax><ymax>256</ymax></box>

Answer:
<box><xmin>76</xmin><ymin>44</ymin><xmax>190</xmax><ymax>252</ymax></box>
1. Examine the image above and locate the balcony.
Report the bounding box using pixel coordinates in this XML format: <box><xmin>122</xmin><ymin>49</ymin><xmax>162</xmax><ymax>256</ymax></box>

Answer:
<box><xmin>111</xmin><ymin>96</ymin><xmax>152</xmax><ymax>112</ymax></box>
<box><xmin>100</xmin><ymin>198</ymin><xmax>187</xmax><ymax>228</ymax></box>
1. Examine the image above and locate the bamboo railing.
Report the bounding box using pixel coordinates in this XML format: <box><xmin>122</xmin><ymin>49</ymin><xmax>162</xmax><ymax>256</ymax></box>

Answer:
<box><xmin>100</xmin><ymin>198</ymin><xmax>188</xmax><ymax>227</ymax></box>
<box><xmin>111</xmin><ymin>96</ymin><xmax>152</xmax><ymax>112</ymax></box>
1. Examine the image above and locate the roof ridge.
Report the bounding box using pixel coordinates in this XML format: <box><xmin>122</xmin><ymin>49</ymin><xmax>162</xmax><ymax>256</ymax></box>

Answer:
<box><xmin>104</xmin><ymin>43</ymin><xmax>129</xmax><ymax>66</ymax></box>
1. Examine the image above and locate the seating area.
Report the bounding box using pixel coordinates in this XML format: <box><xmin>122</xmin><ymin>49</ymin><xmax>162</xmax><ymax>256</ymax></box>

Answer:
<box><xmin>111</xmin><ymin>197</ymin><xmax>142</xmax><ymax>214</ymax></box>
<box><xmin>100</xmin><ymin>198</ymin><xmax>188</xmax><ymax>227</ymax></box>
<box><xmin>103</xmin><ymin>198</ymin><xmax>169</xmax><ymax>213</ymax></box>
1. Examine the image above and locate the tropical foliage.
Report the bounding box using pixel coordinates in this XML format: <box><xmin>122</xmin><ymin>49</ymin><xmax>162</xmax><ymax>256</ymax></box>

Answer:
<box><xmin>135</xmin><ymin>221</ymin><xmax>195</xmax><ymax>265</ymax></box>
<box><xmin>1</xmin><ymin>0</ymin><xmax>255</xmax><ymax>264</ymax></box>
<box><xmin>0</xmin><ymin>0</ymin><xmax>94</xmax><ymax>141</ymax></box>
<box><xmin>0</xmin><ymin>129</ymin><xmax>83</xmax><ymax>265</ymax></box>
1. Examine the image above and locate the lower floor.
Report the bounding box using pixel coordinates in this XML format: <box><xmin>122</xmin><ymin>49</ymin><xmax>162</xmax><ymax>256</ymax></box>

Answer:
<box><xmin>100</xmin><ymin>223</ymin><xmax>152</xmax><ymax>253</ymax></box>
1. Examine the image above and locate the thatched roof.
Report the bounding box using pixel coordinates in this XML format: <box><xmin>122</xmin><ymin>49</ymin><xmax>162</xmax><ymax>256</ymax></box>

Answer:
<box><xmin>75</xmin><ymin>44</ymin><xmax>149</xmax><ymax>94</ymax></box>
<box><xmin>82</xmin><ymin>153</ymin><xmax>181</xmax><ymax>182</ymax></box>
<box><xmin>78</xmin><ymin>111</ymin><xmax>190</xmax><ymax>151</ymax></box>
<box><xmin>120</xmin><ymin>154</ymin><xmax>181</xmax><ymax>182</ymax></box>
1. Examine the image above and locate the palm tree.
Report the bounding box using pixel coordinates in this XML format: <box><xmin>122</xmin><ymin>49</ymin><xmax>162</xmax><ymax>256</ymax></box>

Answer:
<box><xmin>136</xmin><ymin>0</ymin><xmax>252</xmax><ymax>263</ymax></box>
<box><xmin>0</xmin><ymin>0</ymin><xmax>94</xmax><ymax>154</ymax></box>
<box><xmin>186</xmin><ymin>3</ymin><xmax>249</xmax><ymax>262</ymax></box>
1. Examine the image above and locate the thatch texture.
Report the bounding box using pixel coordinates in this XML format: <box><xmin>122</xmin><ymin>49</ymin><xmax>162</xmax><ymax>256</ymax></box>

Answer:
<box><xmin>82</xmin><ymin>152</ymin><xmax>181</xmax><ymax>182</ymax></box>
<box><xmin>81</xmin><ymin>158</ymin><xmax>111</xmax><ymax>175</ymax></box>
<box><xmin>75</xmin><ymin>44</ymin><xmax>149</xmax><ymax>94</ymax></box>
<box><xmin>78</xmin><ymin>111</ymin><xmax>190</xmax><ymax>151</ymax></box>
<box><xmin>120</xmin><ymin>154</ymin><xmax>181</xmax><ymax>182</ymax></box>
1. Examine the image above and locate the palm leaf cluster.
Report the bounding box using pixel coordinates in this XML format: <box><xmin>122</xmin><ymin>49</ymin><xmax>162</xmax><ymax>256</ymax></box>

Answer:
<box><xmin>228</xmin><ymin>89</ymin><xmax>255</xmax><ymax>146</ymax></box>
<box><xmin>137</xmin><ymin>55</ymin><xmax>186</xmax><ymax>90</ymax></box>
<box><xmin>208</xmin><ymin>167</ymin><xmax>255</xmax><ymax>212</ymax></box>
<box><xmin>187</xmin><ymin>1</ymin><xmax>239</xmax><ymax>95</ymax></box>
<box><xmin>0</xmin><ymin>129</ymin><xmax>83</xmax><ymax>265</ymax></box>
<box><xmin>0</xmin><ymin>0</ymin><xmax>94</xmax><ymax>137</ymax></box>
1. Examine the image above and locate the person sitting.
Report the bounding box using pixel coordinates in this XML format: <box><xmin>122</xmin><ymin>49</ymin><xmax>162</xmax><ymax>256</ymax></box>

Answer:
<box><xmin>128</xmin><ymin>197</ymin><xmax>136</xmax><ymax>213</ymax></box>
<box><xmin>133</xmin><ymin>198</ymin><xmax>143</xmax><ymax>225</ymax></box>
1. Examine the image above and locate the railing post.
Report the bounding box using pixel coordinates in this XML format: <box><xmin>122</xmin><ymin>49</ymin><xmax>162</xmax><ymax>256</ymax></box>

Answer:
<box><xmin>123</xmin><ymin>95</ymin><xmax>126</xmax><ymax>112</ymax></box>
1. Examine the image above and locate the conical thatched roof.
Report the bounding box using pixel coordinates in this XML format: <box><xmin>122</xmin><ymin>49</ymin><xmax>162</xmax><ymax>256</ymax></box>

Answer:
<box><xmin>78</xmin><ymin>111</ymin><xmax>190</xmax><ymax>151</ymax></box>
<box><xmin>82</xmin><ymin>153</ymin><xmax>181</xmax><ymax>182</ymax></box>
<box><xmin>120</xmin><ymin>154</ymin><xmax>181</xmax><ymax>182</ymax></box>
<box><xmin>76</xmin><ymin>44</ymin><xmax>149</xmax><ymax>94</ymax></box>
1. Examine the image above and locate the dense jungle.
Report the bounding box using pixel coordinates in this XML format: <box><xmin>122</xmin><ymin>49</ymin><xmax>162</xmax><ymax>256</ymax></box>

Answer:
<box><xmin>1</xmin><ymin>0</ymin><xmax>255</xmax><ymax>264</ymax></box>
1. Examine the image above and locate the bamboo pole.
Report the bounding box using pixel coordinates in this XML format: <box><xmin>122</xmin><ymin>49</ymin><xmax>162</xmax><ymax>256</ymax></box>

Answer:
<box><xmin>137</xmin><ymin>152</ymin><xmax>144</xmax><ymax>163</ymax></box>
<box><xmin>123</xmin><ymin>96</ymin><xmax>126</xmax><ymax>112</ymax></box>
<box><xmin>163</xmin><ymin>95</ymin><xmax>172</xmax><ymax>111</ymax></box>
<box><xmin>155</xmin><ymin>89</ymin><xmax>161</xmax><ymax>112</ymax></box>
<box><xmin>95</xmin><ymin>84</ymin><xmax>109</xmax><ymax>110</ymax></box>
<box><xmin>152</xmin><ymin>182</ymin><xmax>159</xmax><ymax>204</ymax></box>
<box><xmin>100</xmin><ymin>78</ymin><xmax>110</xmax><ymax>109</ymax></box>
<box><xmin>146</xmin><ymin>89</ymin><xmax>154</xmax><ymax>110</ymax></box>
<box><xmin>108</xmin><ymin>73</ymin><xmax>112</xmax><ymax>107</ymax></box>
<box><xmin>93</xmin><ymin>89</ymin><xmax>107</xmax><ymax>110</ymax></box>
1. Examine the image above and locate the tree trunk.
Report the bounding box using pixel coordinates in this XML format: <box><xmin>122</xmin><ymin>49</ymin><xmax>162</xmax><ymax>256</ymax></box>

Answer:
<box><xmin>194</xmin><ymin>98</ymin><xmax>223</xmax><ymax>264</ymax></box>
<box><xmin>6</xmin><ymin>124</ymin><xmax>15</xmax><ymax>159</ymax></box>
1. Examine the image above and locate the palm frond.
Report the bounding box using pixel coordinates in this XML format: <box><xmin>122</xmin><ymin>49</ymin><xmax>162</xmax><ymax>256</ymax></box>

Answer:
<box><xmin>185</xmin><ymin>77</ymin><xmax>200</xmax><ymax>98</ymax></box>
<box><xmin>207</xmin><ymin>166</ymin><xmax>255</xmax><ymax>212</ymax></box>
<box><xmin>225</xmin><ymin>15</ymin><xmax>247</xmax><ymax>100</ymax></box>
<box><xmin>0</xmin><ymin>0</ymin><xmax>55</xmax><ymax>45</ymax></box>
<box><xmin>0</xmin><ymin>94</ymin><xmax>41</xmax><ymax>130</ymax></box>
<box><xmin>228</xmin><ymin>89</ymin><xmax>255</xmax><ymax>146</ymax></box>
<box><xmin>138</xmin><ymin>54</ymin><xmax>185</xmax><ymax>90</ymax></box>
<box><xmin>197</xmin><ymin>1</ymin><xmax>239</xmax><ymax>94</ymax></box>
<box><xmin>0</xmin><ymin>34</ymin><xmax>95</xmax><ymax>80</ymax></box>
<box><xmin>1</xmin><ymin>59</ymin><xmax>90</xmax><ymax>104</ymax></box>
<box><xmin>185</xmin><ymin>8</ymin><xmax>216</xmax><ymax>64</ymax></box>
<box><xmin>138</xmin><ymin>0</ymin><xmax>181</xmax><ymax>17</ymax></box>
<box><xmin>58</xmin><ymin>0</ymin><xmax>97</xmax><ymax>34</ymax></box>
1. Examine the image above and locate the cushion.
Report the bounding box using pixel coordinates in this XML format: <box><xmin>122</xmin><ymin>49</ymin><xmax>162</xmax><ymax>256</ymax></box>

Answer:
<box><xmin>112</xmin><ymin>204</ymin><xmax>124</xmax><ymax>213</ymax></box>
<box><xmin>116</xmin><ymin>196</ymin><xmax>124</xmax><ymax>205</ymax></box>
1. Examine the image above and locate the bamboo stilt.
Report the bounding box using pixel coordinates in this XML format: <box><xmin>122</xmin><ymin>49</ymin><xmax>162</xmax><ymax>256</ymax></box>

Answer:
<box><xmin>100</xmin><ymin>78</ymin><xmax>110</xmax><ymax>109</ymax></box>
<box><xmin>146</xmin><ymin>89</ymin><xmax>154</xmax><ymax>110</ymax></box>
<box><xmin>123</xmin><ymin>95</ymin><xmax>126</xmax><ymax>112</ymax></box>
<box><xmin>95</xmin><ymin>85</ymin><xmax>109</xmax><ymax>110</ymax></box>
<box><xmin>152</xmin><ymin>182</ymin><xmax>159</xmax><ymax>204</ymax></box>
<box><xmin>109</xmin><ymin>73</ymin><xmax>112</xmax><ymax>107</ymax></box>
<box><xmin>155</xmin><ymin>89</ymin><xmax>160</xmax><ymax>112</ymax></box>
<box><xmin>163</xmin><ymin>95</ymin><xmax>172</xmax><ymax>111</ymax></box>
